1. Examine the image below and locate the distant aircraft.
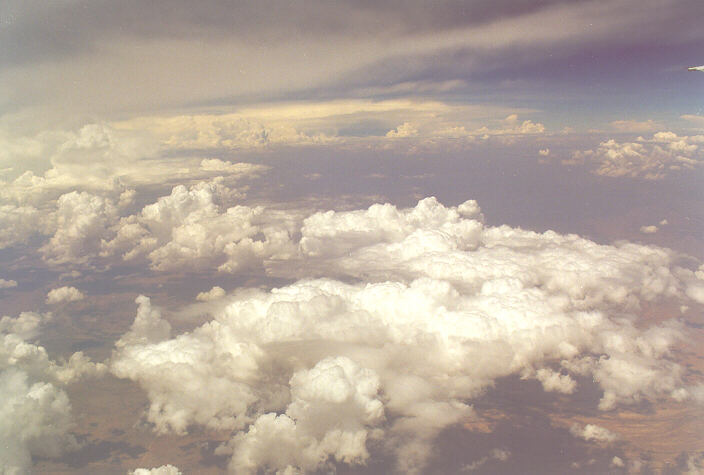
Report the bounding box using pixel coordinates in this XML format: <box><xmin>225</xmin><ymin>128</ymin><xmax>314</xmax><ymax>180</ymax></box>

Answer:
<box><xmin>688</xmin><ymin>65</ymin><xmax>704</xmax><ymax>71</ymax></box>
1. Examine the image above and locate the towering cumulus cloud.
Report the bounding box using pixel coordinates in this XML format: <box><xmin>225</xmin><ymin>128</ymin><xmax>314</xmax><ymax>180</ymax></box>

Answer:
<box><xmin>0</xmin><ymin>310</ymin><xmax>106</xmax><ymax>473</ymax></box>
<box><xmin>103</xmin><ymin>180</ymin><xmax>299</xmax><ymax>272</ymax></box>
<box><xmin>111</xmin><ymin>197</ymin><xmax>702</xmax><ymax>473</ymax></box>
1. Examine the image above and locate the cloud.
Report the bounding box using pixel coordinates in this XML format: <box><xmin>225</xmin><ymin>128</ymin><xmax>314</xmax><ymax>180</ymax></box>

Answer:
<box><xmin>3</xmin><ymin>0</ymin><xmax>701</xmax><ymax>118</ymax></box>
<box><xmin>0</xmin><ymin>204</ymin><xmax>46</xmax><ymax>250</ymax></box>
<box><xmin>0</xmin><ymin>124</ymin><xmax>155</xmax><ymax>205</ymax></box>
<box><xmin>462</xmin><ymin>448</ymin><xmax>511</xmax><ymax>472</ymax></box>
<box><xmin>0</xmin><ymin>104</ymin><xmax>546</xmax><ymax>235</ymax></box>
<box><xmin>570</xmin><ymin>424</ymin><xmax>618</xmax><ymax>443</ymax></box>
<box><xmin>129</xmin><ymin>465</ymin><xmax>182</xmax><ymax>475</ymax></box>
<box><xmin>610</xmin><ymin>119</ymin><xmax>660</xmax><ymax>133</ymax></box>
<box><xmin>0</xmin><ymin>311</ymin><xmax>105</xmax><ymax>384</ymax></box>
<box><xmin>533</xmin><ymin>368</ymin><xmax>576</xmax><ymax>394</ymax></box>
<box><xmin>496</xmin><ymin>114</ymin><xmax>545</xmax><ymax>134</ymax></box>
<box><xmin>196</xmin><ymin>286</ymin><xmax>226</xmax><ymax>302</ymax></box>
<box><xmin>0</xmin><ymin>309</ymin><xmax>106</xmax><ymax>473</ymax></box>
<box><xmin>103</xmin><ymin>180</ymin><xmax>299</xmax><ymax>273</ymax></box>
<box><xmin>110</xmin><ymin>196</ymin><xmax>700</xmax><ymax>474</ymax></box>
<box><xmin>437</xmin><ymin>114</ymin><xmax>545</xmax><ymax>142</ymax></box>
<box><xmin>40</xmin><ymin>192</ymin><xmax>119</xmax><ymax>266</ymax></box>
<box><xmin>682</xmin><ymin>264</ymin><xmax>704</xmax><ymax>305</ymax></box>
<box><xmin>0</xmin><ymin>311</ymin><xmax>51</xmax><ymax>341</ymax></box>
<box><xmin>219</xmin><ymin>356</ymin><xmax>384</xmax><ymax>474</ymax></box>
<box><xmin>386</xmin><ymin>122</ymin><xmax>420</xmax><ymax>138</ymax></box>
<box><xmin>0</xmin><ymin>279</ymin><xmax>17</xmax><ymax>289</ymax></box>
<box><xmin>0</xmin><ymin>368</ymin><xmax>78</xmax><ymax>473</ymax></box>
<box><xmin>570</xmin><ymin>131</ymin><xmax>704</xmax><ymax>179</ymax></box>
<box><xmin>114</xmin><ymin>113</ymin><xmax>336</xmax><ymax>151</ymax></box>
<box><xmin>112</xmin><ymin>101</ymin><xmax>543</xmax><ymax>155</ymax></box>
<box><xmin>0</xmin><ymin>123</ymin><xmax>268</xmax><ymax>208</ymax></box>
<box><xmin>640</xmin><ymin>220</ymin><xmax>668</xmax><ymax>235</ymax></box>
<box><xmin>21</xmin><ymin>177</ymin><xmax>276</xmax><ymax>271</ymax></box>
<box><xmin>46</xmin><ymin>286</ymin><xmax>85</xmax><ymax>304</ymax></box>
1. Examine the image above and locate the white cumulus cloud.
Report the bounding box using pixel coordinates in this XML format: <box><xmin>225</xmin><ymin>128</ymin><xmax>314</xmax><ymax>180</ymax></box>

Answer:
<box><xmin>196</xmin><ymin>286</ymin><xmax>226</xmax><ymax>301</ymax></box>
<box><xmin>103</xmin><ymin>180</ymin><xmax>298</xmax><ymax>272</ymax></box>
<box><xmin>0</xmin><ymin>309</ymin><xmax>106</xmax><ymax>473</ymax></box>
<box><xmin>41</xmin><ymin>191</ymin><xmax>119</xmax><ymax>266</ymax></box>
<box><xmin>0</xmin><ymin>279</ymin><xmax>17</xmax><ymax>289</ymax></box>
<box><xmin>46</xmin><ymin>286</ymin><xmax>85</xmax><ymax>304</ymax></box>
<box><xmin>109</xmin><ymin>196</ymin><xmax>702</xmax><ymax>474</ymax></box>
<box><xmin>571</xmin><ymin>131</ymin><xmax>704</xmax><ymax>179</ymax></box>
<box><xmin>129</xmin><ymin>464</ymin><xmax>182</xmax><ymax>475</ymax></box>
<box><xmin>570</xmin><ymin>423</ymin><xmax>618</xmax><ymax>443</ymax></box>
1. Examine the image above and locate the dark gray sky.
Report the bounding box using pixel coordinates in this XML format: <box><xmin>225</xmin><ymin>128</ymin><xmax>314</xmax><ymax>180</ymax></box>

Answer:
<box><xmin>2</xmin><ymin>0</ymin><xmax>703</xmax><ymax>122</ymax></box>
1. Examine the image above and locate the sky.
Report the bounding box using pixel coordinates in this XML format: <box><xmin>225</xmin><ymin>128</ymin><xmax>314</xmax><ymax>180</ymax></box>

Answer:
<box><xmin>1</xmin><ymin>1</ymin><xmax>704</xmax><ymax>473</ymax></box>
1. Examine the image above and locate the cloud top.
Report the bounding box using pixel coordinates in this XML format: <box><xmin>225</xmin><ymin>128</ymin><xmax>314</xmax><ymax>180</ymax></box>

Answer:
<box><xmin>46</xmin><ymin>286</ymin><xmax>85</xmax><ymax>304</ymax></box>
<box><xmin>110</xmin><ymin>196</ymin><xmax>700</xmax><ymax>473</ymax></box>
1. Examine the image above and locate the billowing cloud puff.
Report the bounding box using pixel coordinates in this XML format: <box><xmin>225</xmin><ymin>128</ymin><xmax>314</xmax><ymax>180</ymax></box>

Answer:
<box><xmin>0</xmin><ymin>204</ymin><xmax>46</xmax><ymax>250</ymax></box>
<box><xmin>0</xmin><ymin>368</ymin><xmax>78</xmax><ymax>474</ymax></box>
<box><xmin>386</xmin><ymin>122</ymin><xmax>419</xmax><ymax>138</ymax></box>
<box><xmin>0</xmin><ymin>125</ymin><xmax>269</xmax><ymax>256</ymax></box>
<box><xmin>0</xmin><ymin>311</ymin><xmax>51</xmax><ymax>341</ymax></box>
<box><xmin>571</xmin><ymin>131</ymin><xmax>704</xmax><ymax>179</ymax></box>
<box><xmin>293</xmin><ymin>198</ymin><xmax>680</xmax><ymax>312</ymax></box>
<box><xmin>129</xmin><ymin>464</ymin><xmax>182</xmax><ymax>475</ymax></box>
<box><xmin>0</xmin><ymin>309</ymin><xmax>106</xmax><ymax>473</ymax></box>
<box><xmin>477</xmin><ymin>114</ymin><xmax>545</xmax><ymax>136</ymax></box>
<box><xmin>219</xmin><ymin>356</ymin><xmax>384</xmax><ymax>474</ymax></box>
<box><xmin>463</xmin><ymin>448</ymin><xmax>511</xmax><ymax>472</ymax></box>
<box><xmin>41</xmin><ymin>191</ymin><xmax>119</xmax><ymax>265</ymax></box>
<box><xmin>103</xmin><ymin>180</ymin><xmax>299</xmax><ymax>272</ymax></box>
<box><xmin>110</xmin><ymin>196</ymin><xmax>701</xmax><ymax>473</ymax></box>
<box><xmin>0</xmin><ymin>123</ymin><xmax>268</xmax><ymax>207</ymax></box>
<box><xmin>114</xmin><ymin>103</ymin><xmax>544</xmax><ymax>154</ymax></box>
<box><xmin>196</xmin><ymin>286</ymin><xmax>226</xmax><ymax>301</ymax></box>
<box><xmin>116</xmin><ymin>113</ymin><xmax>335</xmax><ymax>151</ymax></box>
<box><xmin>533</xmin><ymin>368</ymin><xmax>576</xmax><ymax>394</ymax></box>
<box><xmin>678</xmin><ymin>264</ymin><xmax>704</xmax><ymax>305</ymax></box>
<box><xmin>0</xmin><ymin>124</ymin><xmax>154</xmax><ymax>206</ymax></box>
<box><xmin>570</xmin><ymin>424</ymin><xmax>618</xmax><ymax>443</ymax></box>
<box><xmin>0</xmin><ymin>279</ymin><xmax>17</xmax><ymax>289</ymax></box>
<box><xmin>296</xmin><ymin>197</ymin><xmax>483</xmax><ymax>265</ymax></box>
<box><xmin>46</xmin><ymin>286</ymin><xmax>85</xmax><ymax>304</ymax></box>
<box><xmin>27</xmin><ymin>178</ymin><xmax>288</xmax><ymax>271</ymax></box>
<box><xmin>1</xmin><ymin>311</ymin><xmax>106</xmax><ymax>386</ymax></box>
